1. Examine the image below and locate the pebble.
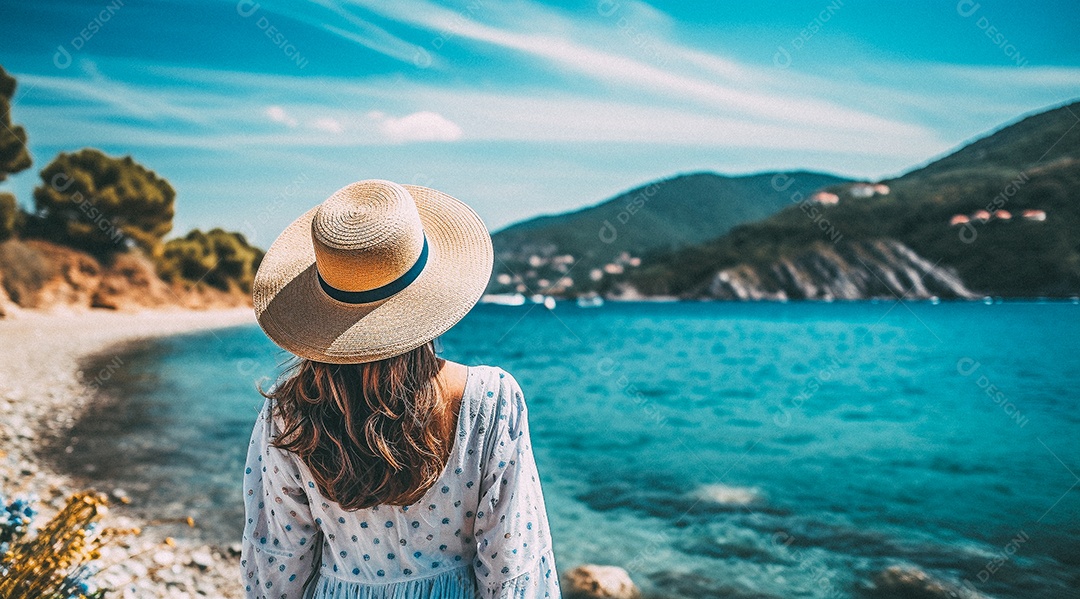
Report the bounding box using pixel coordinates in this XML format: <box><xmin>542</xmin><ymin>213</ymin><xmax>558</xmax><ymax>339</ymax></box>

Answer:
<box><xmin>190</xmin><ymin>549</ymin><xmax>214</xmax><ymax>569</ymax></box>
<box><xmin>128</xmin><ymin>560</ymin><xmax>149</xmax><ymax>578</ymax></box>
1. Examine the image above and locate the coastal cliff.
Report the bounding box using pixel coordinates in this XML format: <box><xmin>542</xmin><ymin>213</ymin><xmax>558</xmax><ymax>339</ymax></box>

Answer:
<box><xmin>0</xmin><ymin>238</ymin><xmax>252</xmax><ymax>317</ymax></box>
<box><xmin>703</xmin><ymin>239</ymin><xmax>975</xmax><ymax>301</ymax></box>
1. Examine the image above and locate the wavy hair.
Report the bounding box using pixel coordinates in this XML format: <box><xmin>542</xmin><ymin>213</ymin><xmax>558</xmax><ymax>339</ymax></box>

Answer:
<box><xmin>262</xmin><ymin>342</ymin><xmax>454</xmax><ymax>510</ymax></box>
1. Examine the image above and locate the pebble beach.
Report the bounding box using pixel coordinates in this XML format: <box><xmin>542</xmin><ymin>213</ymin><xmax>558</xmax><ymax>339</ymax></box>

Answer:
<box><xmin>0</xmin><ymin>308</ymin><xmax>255</xmax><ymax>599</ymax></box>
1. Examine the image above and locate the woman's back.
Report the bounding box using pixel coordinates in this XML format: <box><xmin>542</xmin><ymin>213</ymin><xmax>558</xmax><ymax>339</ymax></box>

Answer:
<box><xmin>243</xmin><ymin>179</ymin><xmax>557</xmax><ymax>597</ymax></box>
<box><xmin>241</xmin><ymin>365</ymin><xmax>560</xmax><ymax>598</ymax></box>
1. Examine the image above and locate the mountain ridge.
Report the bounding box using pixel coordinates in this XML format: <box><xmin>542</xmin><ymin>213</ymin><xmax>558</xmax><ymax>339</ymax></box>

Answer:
<box><xmin>489</xmin><ymin>169</ymin><xmax>852</xmax><ymax>295</ymax></box>
<box><xmin>627</xmin><ymin>100</ymin><xmax>1080</xmax><ymax>300</ymax></box>
<box><xmin>492</xmin><ymin>169</ymin><xmax>859</xmax><ymax>235</ymax></box>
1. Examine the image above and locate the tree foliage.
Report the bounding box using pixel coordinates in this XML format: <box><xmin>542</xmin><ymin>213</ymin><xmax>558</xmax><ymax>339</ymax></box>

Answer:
<box><xmin>157</xmin><ymin>228</ymin><xmax>264</xmax><ymax>293</ymax></box>
<box><xmin>33</xmin><ymin>149</ymin><xmax>175</xmax><ymax>255</ymax></box>
<box><xmin>0</xmin><ymin>65</ymin><xmax>32</xmax><ymax>182</ymax></box>
<box><xmin>0</xmin><ymin>193</ymin><xmax>21</xmax><ymax>241</ymax></box>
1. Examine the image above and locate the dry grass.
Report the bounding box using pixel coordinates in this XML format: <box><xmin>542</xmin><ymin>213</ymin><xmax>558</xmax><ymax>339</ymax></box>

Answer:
<box><xmin>0</xmin><ymin>492</ymin><xmax>138</xmax><ymax>599</ymax></box>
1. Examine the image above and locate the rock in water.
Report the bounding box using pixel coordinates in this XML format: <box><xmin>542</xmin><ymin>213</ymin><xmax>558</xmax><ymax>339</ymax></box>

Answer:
<box><xmin>562</xmin><ymin>565</ymin><xmax>641</xmax><ymax>599</ymax></box>
<box><xmin>690</xmin><ymin>483</ymin><xmax>762</xmax><ymax>506</ymax></box>
<box><xmin>867</xmin><ymin>565</ymin><xmax>988</xmax><ymax>599</ymax></box>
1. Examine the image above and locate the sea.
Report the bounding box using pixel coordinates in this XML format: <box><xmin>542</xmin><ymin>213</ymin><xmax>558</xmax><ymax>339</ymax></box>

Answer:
<box><xmin>58</xmin><ymin>301</ymin><xmax>1080</xmax><ymax>598</ymax></box>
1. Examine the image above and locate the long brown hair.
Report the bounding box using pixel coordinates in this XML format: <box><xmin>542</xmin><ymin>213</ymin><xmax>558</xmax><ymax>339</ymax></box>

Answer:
<box><xmin>262</xmin><ymin>342</ymin><xmax>454</xmax><ymax>510</ymax></box>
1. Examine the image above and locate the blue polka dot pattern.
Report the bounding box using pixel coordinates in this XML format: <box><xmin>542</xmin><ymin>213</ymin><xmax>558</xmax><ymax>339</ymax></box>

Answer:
<box><xmin>240</xmin><ymin>366</ymin><xmax>559</xmax><ymax>599</ymax></box>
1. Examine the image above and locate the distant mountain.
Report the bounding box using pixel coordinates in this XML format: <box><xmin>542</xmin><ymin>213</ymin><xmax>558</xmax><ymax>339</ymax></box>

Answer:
<box><xmin>629</xmin><ymin>100</ymin><xmax>1080</xmax><ymax>299</ymax></box>
<box><xmin>489</xmin><ymin>171</ymin><xmax>851</xmax><ymax>294</ymax></box>
<box><xmin>902</xmin><ymin>101</ymin><xmax>1078</xmax><ymax>179</ymax></box>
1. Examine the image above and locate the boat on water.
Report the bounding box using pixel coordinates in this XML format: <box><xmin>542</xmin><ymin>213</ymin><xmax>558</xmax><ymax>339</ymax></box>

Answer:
<box><xmin>576</xmin><ymin>294</ymin><xmax>604</xmax><ymax>308</ymax></box>
<box><xmin>528</xmin><ymin>294</ymin><xmax>557</xmax><ymax>310</ymax></box>
<box><xmin>479</xmin><ymin>293</ymin><xmax>527</xmax><ymax>306</ymax></box>
<box><xmin>479</xmin><ymin>293</ymin><xmax>554</xmax><ymax>308</ymax></box>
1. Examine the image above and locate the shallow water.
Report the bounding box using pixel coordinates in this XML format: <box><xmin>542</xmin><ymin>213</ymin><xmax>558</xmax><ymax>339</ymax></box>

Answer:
<box><xmin>60</xmin><ymin>302</ymin><xmax>1080</xmax><ymax>598</ymax></box>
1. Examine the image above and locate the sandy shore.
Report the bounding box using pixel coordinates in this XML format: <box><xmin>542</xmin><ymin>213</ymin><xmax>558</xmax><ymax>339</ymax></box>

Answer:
<box><xmin>0</xmin><ymin>308</ymin><xmax>256</xmax><ymax>599</ymax></box>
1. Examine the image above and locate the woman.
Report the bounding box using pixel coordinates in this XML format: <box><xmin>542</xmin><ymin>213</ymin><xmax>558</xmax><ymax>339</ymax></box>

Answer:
<box><xmin>241</xmin><ymin>180</ymin><xmax>560</xmax><ymax>598</ymax></box>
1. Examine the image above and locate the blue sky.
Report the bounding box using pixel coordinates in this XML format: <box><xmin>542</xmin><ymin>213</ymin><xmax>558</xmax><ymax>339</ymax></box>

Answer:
<box><xmin>1</xmin><ymin>0</ymin><xmax>1077</xmax><ymax>246</ymax></box>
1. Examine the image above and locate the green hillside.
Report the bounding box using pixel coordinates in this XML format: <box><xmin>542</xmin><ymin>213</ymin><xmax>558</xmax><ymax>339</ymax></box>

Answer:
<box><xmin>631</xmin><ymin>101</ymin><xmax>1080</xmax><ymax>298</ymax></box>
<box><xmin>490</xmin><ymin>171</ymin><xmax>850</xmax><ymax>294</ymax></box>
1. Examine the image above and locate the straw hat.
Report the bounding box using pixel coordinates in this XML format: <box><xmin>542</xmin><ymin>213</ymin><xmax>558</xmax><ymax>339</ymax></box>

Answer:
<box><xmin>252</xmin><ymin>179</ymin><xmax>493</xmax><ymax>363</ymax></box>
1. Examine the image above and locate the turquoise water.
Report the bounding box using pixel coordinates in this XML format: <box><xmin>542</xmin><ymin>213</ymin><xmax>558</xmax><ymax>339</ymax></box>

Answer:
<box><xmin>62</xmin><ymin>302</ymin><xmax>1080</xmax><ymax>598</ymax></box>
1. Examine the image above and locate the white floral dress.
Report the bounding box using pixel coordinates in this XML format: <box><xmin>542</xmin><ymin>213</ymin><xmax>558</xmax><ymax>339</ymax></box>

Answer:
<box><xmin>241</xmin><ymin>365</ymin><xmax>560</xmax><ymax>599</ymax></box>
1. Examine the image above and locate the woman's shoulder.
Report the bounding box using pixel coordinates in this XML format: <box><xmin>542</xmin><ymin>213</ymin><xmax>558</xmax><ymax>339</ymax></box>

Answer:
<box><xmin>462</xmin><ymin>366</ymin><xmax>533</xmax><ymax>464</ymax></box>
<box><xmin>462</xmin><ymin>365</ymin><xmax>527</xmax><ymax>433</ymax></box>
<box><xmin>465</xmin><ymin>364</ymin><xmax>523</xmax><ymax>402</ymax></box>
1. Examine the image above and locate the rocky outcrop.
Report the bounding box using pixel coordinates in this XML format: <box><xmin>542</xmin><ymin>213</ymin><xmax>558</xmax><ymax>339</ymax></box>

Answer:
<box><xmin>706</xmin><ymin>239</ymin><xmax>976</xmax><ymax>301</ymax></box>
<box><xmin>0</xmin><ymin>239</ymin><xmax>250</xmax><ymax>315</ymax></box>
<box><xmin>863</xmin><ymin>565</ymin><xmax>990</xmax><ymax>599</ymax></box>
<box><xmin>562</xmin><ymin>565</ymin><xmax>641</xmax><ymax>599</ymax></box>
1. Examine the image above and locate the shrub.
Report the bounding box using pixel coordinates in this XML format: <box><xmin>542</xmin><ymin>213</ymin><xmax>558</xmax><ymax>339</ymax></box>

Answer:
<box><xmin>157</xmin><ymin>228</ymin><xmax>264</xmax><ymax>293</ymax></box>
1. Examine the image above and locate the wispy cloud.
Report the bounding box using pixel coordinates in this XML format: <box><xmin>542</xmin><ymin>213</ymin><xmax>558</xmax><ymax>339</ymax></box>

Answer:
<box><xmin>12</xmin><ymin>63</ymin><xmax>947</xmax><ymax>160</ymax></box>
<box><xmin>266</xmin><ymin>105</ymin><xmax>298</xmax><ymax>127</ymax></box>
<box><xmin>340</xmin><ymin>0</ymin><xmax>928</xmax><ymax>137</ymax></box>
<box><xmin>256</xmin><ymin>0</ymin><xmax>425</xmax><ymax>66</ymax></box>
<box><xmin>19</xmin><ymin>1</ymin><xmax>1069</xmax><ymax>160</ymax></box>
<box><xmin>369</xmin><ymin>110</ymin><xmax>463</xmax><ymax>143</ymax></box>
<box><xmin>312</xmin><ymin>117</ymin><xmax>344</xmax><ymax>134</ymax></box>
<box><xmin>18</xmin><ymin>67</ymin><xmax>208</xmax><ymax>125</ymax></box>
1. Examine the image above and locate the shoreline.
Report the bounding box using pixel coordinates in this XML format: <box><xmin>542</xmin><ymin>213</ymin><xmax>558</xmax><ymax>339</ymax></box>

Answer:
<box><xmin>0</xmin><ymin>307</ymin><xmax>256</xmax><ymax>599</ymax></box>
<box><xmin>482</xmin><ymin>294</ymin><xmax>1080</xmax><ymax>305</ymax></box>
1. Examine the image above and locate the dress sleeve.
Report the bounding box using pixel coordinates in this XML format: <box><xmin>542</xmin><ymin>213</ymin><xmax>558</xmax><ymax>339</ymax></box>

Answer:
<box><xmin>241</xmin><ymin>398</ymin><xmax>320</xmax><ymax>599</ymax></box>
<box><xmin>472</xmin><ymin>369</ymin><xmax>561</xmax><ymax>599</ymax></box>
